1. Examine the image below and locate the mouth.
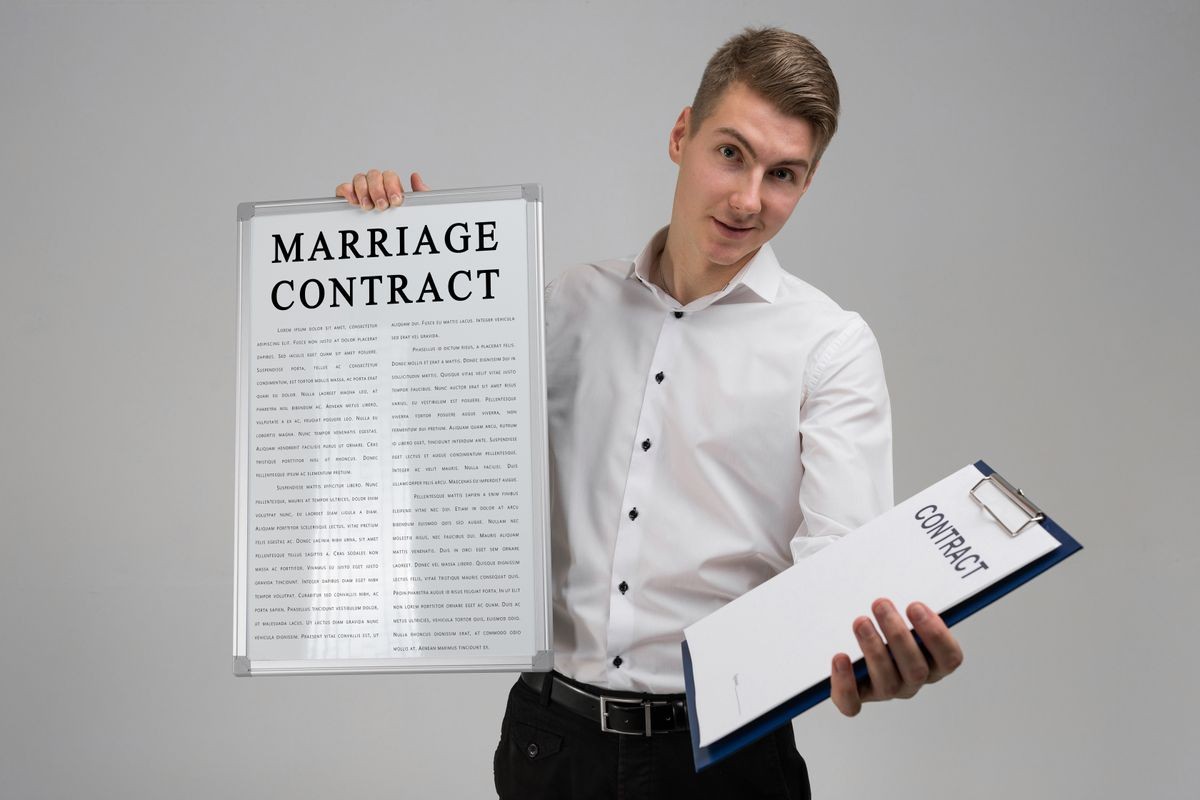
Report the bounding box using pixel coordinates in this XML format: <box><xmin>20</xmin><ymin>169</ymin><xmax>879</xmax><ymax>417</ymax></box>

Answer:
<box><xmin>712</xmin><ymin>217</ymin><xmax>756</xmax><ymax>240</ymax></box>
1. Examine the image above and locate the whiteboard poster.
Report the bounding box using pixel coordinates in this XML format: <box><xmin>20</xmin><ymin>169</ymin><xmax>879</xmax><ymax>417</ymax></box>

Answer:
<box><xmin>232</xmin><ymin>185</ymin><xmax>552</xmax><ymax>676</ymax></box>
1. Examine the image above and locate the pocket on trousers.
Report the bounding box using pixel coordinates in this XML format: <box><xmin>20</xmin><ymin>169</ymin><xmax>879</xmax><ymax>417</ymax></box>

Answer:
<box><xmin>508</xmin><ymin>721</ymin><xmax>563</xmax><ymax>762</ymax></box>
<box><xmin>494</xmin><ymin>703</ymin><xmax>569</xmax><ymax>798</ymax></box>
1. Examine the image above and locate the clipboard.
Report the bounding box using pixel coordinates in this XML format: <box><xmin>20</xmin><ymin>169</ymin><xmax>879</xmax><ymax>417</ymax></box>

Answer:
<box><xmin>682</xmin><ymin>459</ymin><xmax>1082</xmax><ymax>771</ymax></box>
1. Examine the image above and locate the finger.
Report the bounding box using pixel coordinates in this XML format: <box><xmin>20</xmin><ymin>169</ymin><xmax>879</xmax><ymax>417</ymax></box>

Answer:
<box><xmin>352</xmin><ymin>173</ymin><xmax>371</xmax><ymax>210</ymax></box>
<box><xmin>873</xmin><ymin>599</ymin><xmax>929</xmax><ymax>690</ymax></box>
<box><xmin>366</xmin><ymin>169</ymin><xmax>388</xmax><ymax>210</ymax></box>
<box><xmin>411</xmin><ymin>171</ymin><xmax>431</xmax><ymax>192</ymax></box>
<box><xmin>908</xmin><ymin>602</ymin><xmax>963</xmax><ymax>681</ymax></box>
<box><xmin>829</xmin><ymin>653</ymin><xmax>862</xmax><ymax>717</ymax></box>
<box><xmin>855</xmin><ymin>615</ymin><xmax>901</xmax><ymax>700</ymax></box>
<box><xmin>335</xmin><ymin>183</ymin><xmax>358</xmax><ymax>206</ymax></box>
<box><xmin>382</xmin><ymin>170</ymin><xmax>404</xmax><ymax>207</ymax></box>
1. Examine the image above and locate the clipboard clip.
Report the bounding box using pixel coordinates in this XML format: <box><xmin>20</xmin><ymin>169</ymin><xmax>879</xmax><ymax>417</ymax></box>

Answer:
<box><xmin>970</xmin><ymin>472</ymin><xmax>1045</xmax><ymax>537</ymax></box>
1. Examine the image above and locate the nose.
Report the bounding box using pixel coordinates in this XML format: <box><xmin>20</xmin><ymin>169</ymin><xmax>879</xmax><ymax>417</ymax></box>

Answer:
<box><xmin>729</xmin><ymin>173</ymin><xmax>762</xmax><ymax>217</ymax></box>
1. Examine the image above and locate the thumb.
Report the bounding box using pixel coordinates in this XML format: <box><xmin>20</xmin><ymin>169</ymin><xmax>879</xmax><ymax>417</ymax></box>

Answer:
<box><xmin>411</xmin><ymin>171</ymin><xmax>431</xmax><ymax>192</ymax></box>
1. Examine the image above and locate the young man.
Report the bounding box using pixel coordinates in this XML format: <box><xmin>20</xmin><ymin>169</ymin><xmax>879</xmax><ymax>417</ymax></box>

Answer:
<box><xmin>338</xmin><ymin>27</ymin><xmax>963</xmax><ymax>800</ymax></box>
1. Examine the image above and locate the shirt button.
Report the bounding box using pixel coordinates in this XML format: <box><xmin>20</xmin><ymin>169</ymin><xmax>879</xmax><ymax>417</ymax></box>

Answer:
<box><xmin>613</xmin><ymin>656</ymin><xmax>623</xmax><ymax>668</ymax></box>
<box><xmin>526</xmin><ymin>743</ymin><xmax>539</xmax><ymax>759</ymax></box>
<box><xmin>641</xmin><ymin>438</ymin><xmax>651</xmax><ymax>451</ymax></box>
<box><xmin>618</xmin><ymin>581</ymin><xmax>629</xmax><ymax>594</ymax></box>
<box><xmin>628</xmin><ymin>507</ymin><xmax>639</xmax><ymax>521</ymax></box>
<box><xmin>674</xmin><ymin>311</ymin><xmax>684</xmax><ymax>319</ymax></box>
<box><xmin>655</xmin><ymin>371</ymin><xmax>664</xmax><ymax>384</ymax></box>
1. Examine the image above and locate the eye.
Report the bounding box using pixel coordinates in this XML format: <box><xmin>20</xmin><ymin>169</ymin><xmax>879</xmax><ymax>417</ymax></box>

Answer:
<box><xmin>772</xmin><ymin>168</ymin><xmax>795</xmax><ymax>182</ymax></box>
<box><xmin>719</xmin><ymin>145</ymin><xmax>738</xmax><ymax>160</ymax></box>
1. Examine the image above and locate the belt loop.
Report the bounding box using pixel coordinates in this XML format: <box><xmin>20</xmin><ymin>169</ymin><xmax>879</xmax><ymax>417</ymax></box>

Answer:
<box><xmin>539</xmin><ymin>671</ymin><xmax>554</xmax><ymax>707</ymax></box>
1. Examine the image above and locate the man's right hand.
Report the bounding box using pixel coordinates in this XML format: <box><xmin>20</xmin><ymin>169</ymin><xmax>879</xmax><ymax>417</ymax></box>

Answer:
<box><xmin>335</xmin><ymin>169</ymin><xmax>431</xmax><ymax>211</ymax></box>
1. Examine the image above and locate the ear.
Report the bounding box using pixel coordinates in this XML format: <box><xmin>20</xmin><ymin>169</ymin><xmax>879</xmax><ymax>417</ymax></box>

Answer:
<box><xmin>668</xmin><ymin>107</ymin><xmax>691</xmax><ymax>166</ymax></box>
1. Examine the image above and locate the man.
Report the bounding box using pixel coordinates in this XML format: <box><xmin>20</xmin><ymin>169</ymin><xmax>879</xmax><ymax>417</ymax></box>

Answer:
<box><xmin>337</xmin><ymin>27</ymin><xmax>963</xmax><ymax>800</ymax></box>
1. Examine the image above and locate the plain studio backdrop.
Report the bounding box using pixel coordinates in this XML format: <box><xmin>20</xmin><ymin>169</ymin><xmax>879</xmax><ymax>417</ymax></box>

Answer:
<box><xmin>1</xmin><ymin>1</ymin><xmax>1196</xmax><ymax>798</ymax></box>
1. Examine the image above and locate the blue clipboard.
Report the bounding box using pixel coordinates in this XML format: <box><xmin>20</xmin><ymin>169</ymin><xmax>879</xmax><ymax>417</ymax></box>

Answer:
<box><xmin>682</xmin><ymin>459</ymin><xmax>1083</xmax><ymax>771</ymax></box>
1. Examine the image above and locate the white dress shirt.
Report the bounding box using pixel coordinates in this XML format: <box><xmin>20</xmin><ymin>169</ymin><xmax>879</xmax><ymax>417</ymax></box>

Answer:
<box><xmin>545</xmin><ymin>227</ymin><xmax>893</xmax><ymax>693</ymax></box>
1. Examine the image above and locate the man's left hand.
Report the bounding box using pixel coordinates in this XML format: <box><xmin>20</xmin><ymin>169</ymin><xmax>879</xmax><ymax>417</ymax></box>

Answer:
<box><xmin>829</xmin><ymin>599</ymin><xmax>963</xmax><ymax>717</ymax></box>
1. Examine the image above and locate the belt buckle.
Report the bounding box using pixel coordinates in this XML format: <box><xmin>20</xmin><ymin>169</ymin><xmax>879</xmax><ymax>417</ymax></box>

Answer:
<box><xmin>599</xmin><ymin>696</ymin><xmax>670</xmax><ymax>737</ymax></box>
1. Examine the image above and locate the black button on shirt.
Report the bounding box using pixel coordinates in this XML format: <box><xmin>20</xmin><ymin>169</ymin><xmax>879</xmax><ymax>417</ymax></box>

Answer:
<box><xmin>618</xmin><ymin>581</ymin><xmax>629</xmax><ymax>594</ymax></box>
<box><xmin>612</xmin><ymin>656</ymin><xmax>623</xmax><ymax>668</ymax></box>
<box><xmin>674</xmin><ymin>311</ymin><xmax>684</xmax><ymax>319</ymax></box>
<box><xmin>641</xmin><ymin>439</ymin><xmax>651</xmax><ymax>451</ymax></box>
<box><xmin>628</xmin><ymin>507</ymin><xmax>639</xmax><ymax>521</ymax></box>
<box><xmin>655</xmin><ymin>371</ymin><xmax>664</xmax><ymax>384</ymax></box>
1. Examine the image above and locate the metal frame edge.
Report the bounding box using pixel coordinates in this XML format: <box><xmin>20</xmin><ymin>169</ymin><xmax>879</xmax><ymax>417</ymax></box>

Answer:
<box><xmin>526</xmin><ymin>187</ymin><xmax>553</xmax><ymax>661</ymax></box>
<box><xmin>232</xmin><ymin>209</ymin><xmax>253</xmax><ymax>663</ymax></box>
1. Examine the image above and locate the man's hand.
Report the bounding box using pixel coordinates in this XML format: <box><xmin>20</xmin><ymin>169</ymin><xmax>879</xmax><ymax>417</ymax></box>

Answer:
<box><xmin>829</xmin><ymin>599</ymin><xmax>963</xmax><ymax>717</ymax></box>
<box><xmin>335</xmin><ymin>169</ymin><xmax>431</xmax><ymax>210</ymax></box>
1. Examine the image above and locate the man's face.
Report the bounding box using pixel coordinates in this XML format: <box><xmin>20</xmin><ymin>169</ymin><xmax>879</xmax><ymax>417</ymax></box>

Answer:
<box><xmin>667</xmin><ymin>81</ymin><xmax>818</xmax><ymax>272</ymax></box>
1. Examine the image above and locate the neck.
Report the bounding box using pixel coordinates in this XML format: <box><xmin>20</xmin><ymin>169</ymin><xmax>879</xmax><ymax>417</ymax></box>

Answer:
<box><xmin>651</xmin><ymin>228</ymin><xmax>756</xmax><ymax>306</ymax></box>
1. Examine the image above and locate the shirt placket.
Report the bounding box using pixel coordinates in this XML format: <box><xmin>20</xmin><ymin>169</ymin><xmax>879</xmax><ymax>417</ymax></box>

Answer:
<box><xmin>605</xmin><ymin>308</ymin><xmax>689</xmax><ymax>679</ymax></box>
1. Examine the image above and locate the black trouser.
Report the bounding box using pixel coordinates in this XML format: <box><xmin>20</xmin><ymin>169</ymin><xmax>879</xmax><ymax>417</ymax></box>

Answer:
<box><xmin>493</xmin><ymin>674</ymin><xmax>811</xmax><ymax>799</ymax></box>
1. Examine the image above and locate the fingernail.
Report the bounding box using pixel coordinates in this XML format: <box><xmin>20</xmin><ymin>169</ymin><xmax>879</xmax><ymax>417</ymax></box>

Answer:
<box><xmin>855</xmin><ymin>620</ymin><xmax>873</xmax><ymax>638</ymax></box>
<box><xmin>910</xmin><ymin>603</ymin><xmax>928</xmax><ymax>623</ymax></box>
<box><xmin>375</xmin><ymin>199</ymin><xmax>386</xmax><ymax>209</ymax></box>
<box><xmin>390</xmin><ymin>194</ymin><xmax>402</xmax><ymax>205</ymax></box>
<box><xmin>834</xmin><ymin>657</ymin><xmax>848</xmax><ymax>674</ymax></box>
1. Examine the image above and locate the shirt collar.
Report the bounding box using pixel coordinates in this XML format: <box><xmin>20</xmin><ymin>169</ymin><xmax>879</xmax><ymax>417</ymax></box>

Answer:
<box><xmin>626</xmin><ymin>225</ymin><xmax>783</xmax><ymax>308</ymax></box>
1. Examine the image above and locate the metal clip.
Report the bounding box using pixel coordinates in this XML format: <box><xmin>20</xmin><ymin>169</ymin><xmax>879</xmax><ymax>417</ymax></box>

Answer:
<box><xmin>970</xmin><ymin>472</ymin><xmax>1045</xmax><ymax>537</ymax></box>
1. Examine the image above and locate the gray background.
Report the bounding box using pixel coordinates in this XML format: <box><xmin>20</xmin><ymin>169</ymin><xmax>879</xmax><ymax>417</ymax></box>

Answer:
<box><xmin>2</xmin><ymin>1</ymin><xmax>1196</xmax><ymax>797</ymax></box>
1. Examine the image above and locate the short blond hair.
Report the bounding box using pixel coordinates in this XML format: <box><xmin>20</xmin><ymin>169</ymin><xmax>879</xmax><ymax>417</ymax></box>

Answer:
<box><xmin>691</xmin><ymin>27</ymin><xmax>841</xmax><ymax>162</ymax></box>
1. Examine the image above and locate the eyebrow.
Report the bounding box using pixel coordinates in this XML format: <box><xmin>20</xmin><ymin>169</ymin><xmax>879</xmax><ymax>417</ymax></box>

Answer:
<box><xmin>715</xmin><ymin>126</ymin><xmax>811</xmax><ymax>170</ymax></box>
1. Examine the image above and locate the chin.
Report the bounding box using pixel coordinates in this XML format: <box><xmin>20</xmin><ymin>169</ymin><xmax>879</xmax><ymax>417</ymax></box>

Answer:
<box><xmin>705</xmin><ymin>240</ymin><xmax>757</xmax><ymax>268</ymax></box>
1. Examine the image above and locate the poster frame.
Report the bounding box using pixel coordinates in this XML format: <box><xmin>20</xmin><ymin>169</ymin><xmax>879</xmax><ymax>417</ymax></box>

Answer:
<box><xmin>231</xmin><ymin>185</ymin><xmax>552</xmax><ymax>676</ymax></box>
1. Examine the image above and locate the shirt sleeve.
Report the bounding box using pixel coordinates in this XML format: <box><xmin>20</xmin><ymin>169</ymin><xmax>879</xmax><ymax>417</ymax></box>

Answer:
<box><xmin>790</xmin><ymin>316</ymin><xmax>894</xmax><ymax>563</ymax></box>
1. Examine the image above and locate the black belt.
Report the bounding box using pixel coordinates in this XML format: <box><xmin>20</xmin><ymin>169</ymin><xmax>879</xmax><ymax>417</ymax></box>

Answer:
<box><xmin>520</xmin><ymin>672</ymin><xmax>690</xmax><ymax>736</ymax></box>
